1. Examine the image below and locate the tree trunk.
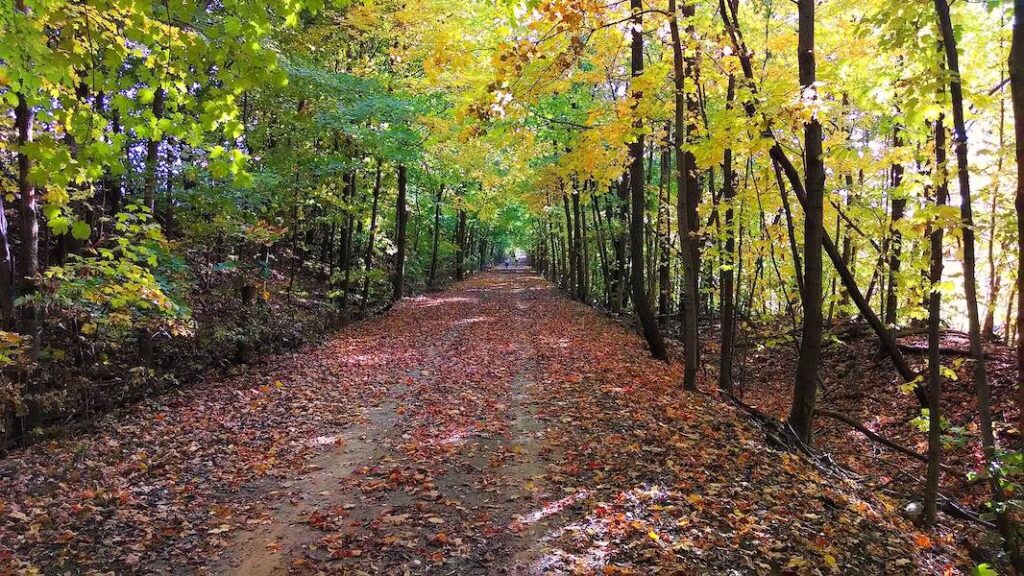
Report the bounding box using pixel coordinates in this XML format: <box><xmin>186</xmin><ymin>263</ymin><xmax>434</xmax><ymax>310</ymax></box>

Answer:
<box><xmin>562</xmin><ymin>192</ymin><xmax>575</xmax><ymax>295</ymax></box>
<box><xmin>925</xmin><ymin>116</ymin><xmax>948</xmax><ymax>526</ymax></box>
<box><xmin>935</xmin><ymin>0</ymin><xmax>1020</xmax><ymax>565</ymax></box>
<box><xmin>143</xmin><ymin>87</ymin><xmax>166</xmax><ymax>214</ymax></box>
<box><xmin>630</xmin><ymin>0</ymin><xmax>668</xmax><ymax>361</ymax></box>
<box><xmin>593</xmin><ymin>198</ymin><xmax>612</xmax><ymax>305</ymax></box>
<box><xmin>1012</xmin><ymin>0</ymin><xmax>1024</xmax><ymax>445</ymax></box>
<box><xmin>392</xmin><ymin>165</ymin><xmax>408</xmax><ymax>301</ymax></box>
<box><xmin>340</xmin><ymin>171</ymin><xmax>357</xmax><ymax>315</ymax></box>
<box><xmin>361</xmin><ymin>161</ymin><xmax>383</xmax><ymax>312</ymax></box>
<box><xmin>15</xmin><ymin>93</ymin><xmax>39</xmax><ymax>363</ymax></box>
<box><xmin>612</xmin><ymin>181</ymin><xmax>629</xmax><ymax>312</ymax></box>
<box><xmin>455</xmin><ymin>209</ymin><xmax>467</xmax><ymax>281</ymax></box>
<box><xmin>658</xmin><ymin>143</ymin><xmax>672</xmax><ymax>325</ymax></box>
<box><xmin>572</xmin><ymin>189</ymin><xmax>586</xmax><ymax>301</ymax></box>
<box><xmin>429</xmin><ymin>185</ymin><xmax>444</xmax><ymax>288</ymax></box>
<box><xmin>788</xmin><ymin>0</ymin><xmax>825</xmax><ymax>445</ymax></box>
<box><xmin>885</xmin><ymin>125</ymin><xmax>906</xmax><ymax>332</ymax></box>
<box><xmin>719</xmin><ymin>75</ymin><xmax>737</xmax><ymax>392</ymax></box>
<box><xmin>670</xmin><ymin>0</ymin><xmax>699</xmax><ymax>383</ymax></box>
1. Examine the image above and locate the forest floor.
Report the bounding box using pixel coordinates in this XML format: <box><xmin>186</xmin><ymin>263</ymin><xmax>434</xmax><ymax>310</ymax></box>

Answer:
<box><xmin>0</xmin><ymin>270</ymin><xmax>973</xmax><ymax>575</ymax></box>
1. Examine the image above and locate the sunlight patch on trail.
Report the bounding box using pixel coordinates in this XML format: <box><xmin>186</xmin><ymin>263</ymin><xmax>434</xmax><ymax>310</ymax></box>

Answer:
<box><xmin>525</xmin><ymin>486</ymin><xmax>677</xmax><ymax>575</ymax></box>
<box><xmin>449</xmin><ymin>315</ymin><xmax>493</xmax><ymax>326</ymax></box>
<box><xmin>512</xmin><ymin>488</ymin><xmax>591</xmax><ymax>529</ymax></box>
<box><xmin>405</xmin><ymin>295</ymin><xmax>479</xmax><ymax>308</ymax></box>
<box><xmin>306</xmin><ymin>434</ymin><xmax>344</xmax><ymax>447</ymax></box>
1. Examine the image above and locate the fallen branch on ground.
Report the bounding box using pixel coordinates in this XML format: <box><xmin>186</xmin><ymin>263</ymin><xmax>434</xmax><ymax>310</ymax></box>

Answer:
<box><xmin>814</xmin><ymin>409</ymin><xmax>929</xmax><ymax>464</ymax></box>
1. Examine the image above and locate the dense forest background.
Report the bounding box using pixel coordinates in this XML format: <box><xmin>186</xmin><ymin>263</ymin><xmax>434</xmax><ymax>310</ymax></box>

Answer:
<box><xmin>7</xmin><ymin>0</ymin><xmax>1024</xmax><ymax>569</ymax></box>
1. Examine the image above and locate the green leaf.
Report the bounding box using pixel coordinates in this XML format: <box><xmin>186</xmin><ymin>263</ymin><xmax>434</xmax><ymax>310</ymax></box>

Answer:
<box><xmin>71</xmin><ymin>220</ymin><xmax>91</xmax><ymax>240</ymax></box>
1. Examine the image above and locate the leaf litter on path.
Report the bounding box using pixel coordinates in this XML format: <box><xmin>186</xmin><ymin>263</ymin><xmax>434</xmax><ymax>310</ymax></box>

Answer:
<box><xmin>0</xmin><ymin>270</ymin><xmax>966</xmax><ymax>574</ymax></box>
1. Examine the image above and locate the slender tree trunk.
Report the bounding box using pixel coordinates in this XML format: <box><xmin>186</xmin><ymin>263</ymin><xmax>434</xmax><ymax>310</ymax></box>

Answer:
<box><xmin>670</xmin><ymin>0</ymin><xmax>699</xmax><ymax>383</ymax></box>
<box><xmin>562</xmin><ymin>192</ymin><xmax>576</xmax><ymax>295</ymax></box>
<box><xmin>340</xmin><ymin>171</ymin><xmax>357</xmax><ymax>315</ymax></box>
<box><xmin>789</xmin><ymin>0</ymin><xmax>825</xmax><ymax>444</ymax></box>
<box><xmin>593</xmin><ymin>198</ymin><xmax>611</xmax><ymax>305</ymax></box>
<box><xmin>986</xmin><ymin>54</ymin><xmax>1008</xmax><ymax>339</ymax></box>
<box><xmin>1014</xmin><ymin>0</ymin><xmax>1024</xmax><ymax>445</ymax></box>
<box><xmin>719</xmin><ymin>75</ymin><xmax>737</xmax><ymax>392</ymax></box>
<box><xmin>658</xmin><ymin>143</ymin><xmax>672</xmax><ymax>325</ymax></box>
<box><xmin>392</xmin><ymin>165</ymin><xmax>408</xmax><ymax>301</ymax></box>
<box><xmin>143</xmin><ymin>87</ymin><xmax>166</xmax><ymax>214</ymax></box>
<box><xmin>630</xmin><ymin>0</ymin><xmax>668</xmax><ymax>361</ymax></box>
<box><xmin>455</xmin><ymin>209</ymin><xmax>467</xmax><ymax>281</ymax></box>
<box><xmin>429</xmin><ymin>185</ymin><xmax>444</xmax><ymax>288</ymax></box>
<box><xmin>547</xmin><ymin>210</ymin><xmax>558</xmax><ymax>283</ymax></box>
<box><xmin>925</xmin><ymin>116</ymin><xmax>948</xmax><ymax>526</ymax></box>
<box><xmin>885</xmin><ymin>125</ymin><xmax>906</xmax><ymax>333</ymax></box>
<box><xmin>775</xmin><ymin>159</ymin><xmax>805</xmax><ymax>299</ymax></box>
<box><xmin>0</xmin><ymin>194</ymin><xmax>13</xmax><ymax>331</ymax></box>
<box><xmin>572</xmin><ymin>189</ymin><xmax>586</xmax><ymax>301</ymax></box>
<box><xmin>613</xmin><ymin>181</ymin><xmax>629</xmax><ymax>312</ymax></box>
<box><xmin>15</xmin><ymin>93</ymin><xmax>39</xmax><ymax>364</ymax></box>
<box><xmin>935</xmin><ymin>0</ymin><xmax>1020</xmax><ymax>565</ymax></box>
<box><xmin>580</xmin><ymin>190</ymin><xmax>591</xmax><ymax>303</ymax></box>
<box><xmin>360</xmin><ymin>161</ymin><xmax>383</xmax><ymax>312</ymax></box>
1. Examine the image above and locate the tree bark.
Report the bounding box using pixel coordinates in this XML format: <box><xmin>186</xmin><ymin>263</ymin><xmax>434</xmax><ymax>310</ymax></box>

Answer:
<box><xmin>1011</xmin><ymin>0</ymin><xmax>1024</xmax><ymax>448</ymax></box>
<box><xmin>455</xmin><ymin>209</ymin><xmax>467</xmax><ymax>281</ymax></box>
<box><xmin>392</xmin><ymin>165</ymin><xmax>408</xmax><ymax>301</ymax></box>
<box><xmin>562</xmin><ymin>192</ymin><xmax>575</xmax><ymax>294</ymax></box>
<box><xmin>925</xmin><ymin>116</ymin><xmax>948</xmax><ymax>526</ymax></box>
<box><xmin>658</xmin><ymin>142</ymin><xmax>672</xmax><ymax>325</ymax></box>
<box><xmin>15</xmin><ymin>93</ymin><xmax>39</xmax><ymax>359</ymax></box>
<box><xmin>361</xmin><ymin>161</ymin><xmax>383</xmax><ymax>312</ymax></box>
<box><xmin>670</xmin><ymin>0</ymin><xmax>699</xmax><ymax>382</ymax></box>
<box><xmin>788</xmin><ymin>0</ymin><xmax>825</xmax><ymax>445</ymax></box>
<box><xmin>429</xmin><ymin>185</ymin><xmax>444</xmax><ymax>288</ymax></box>
<box><xmin>143</xmin><ymin>87</ymin><xmax>166</xmax><ymax>214</ymax></box>
<box><xmin>630</xmin><ymin>0</ymin><xmax>668</xmax><ymax>361</ymax></box>
<box><xmin>612</xmin><ymin>180</ymin><xmax>629</xmax><ymax>312</ymax></box>
<box><xmin>884</xmin><ymin>124</ymin><xmax>906</xmax><ymax>332</ymax></box>
<box><xmin>572</xmin><ymin>189</ymin><xmax>586</xmax><ymax>301</ymax></box>
<box><xmin>719</xmin><ymin>75</ymin><xmax>737</xmax><ymax>393</ymax></box>
<box><xmin>340</xmin><ymin>171</ymin><xmax>357</xmax><ymax>315</ymax></box>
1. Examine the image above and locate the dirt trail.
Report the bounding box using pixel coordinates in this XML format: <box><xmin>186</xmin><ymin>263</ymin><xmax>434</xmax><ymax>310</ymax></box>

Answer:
<box><xmin>0</xmin><ymin>270</ymin><xmax>968</xmax><ymax>575</ymax></box>
<box><xmin>214</xmin><ymin>394</ymin><xmax>400</xmax><ymax>575</ymax></box>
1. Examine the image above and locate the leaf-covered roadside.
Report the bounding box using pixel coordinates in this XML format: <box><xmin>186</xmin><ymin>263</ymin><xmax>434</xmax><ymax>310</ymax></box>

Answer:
<box><xmin>1</xmin><ymin>271</ymin><xmax>967</xmax><ymax>574</ymax></box>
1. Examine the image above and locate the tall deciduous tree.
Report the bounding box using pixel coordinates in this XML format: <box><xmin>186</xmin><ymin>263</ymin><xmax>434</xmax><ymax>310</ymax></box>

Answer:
<box><xmin>630</xmin><ymin>0</ymin><xmax>669</xmax><ymax>361</ymax></box>
<box><xmin>788</xmin><ymin>0</ymin><xmax>825</xmax><ymax>444</ymax></box>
